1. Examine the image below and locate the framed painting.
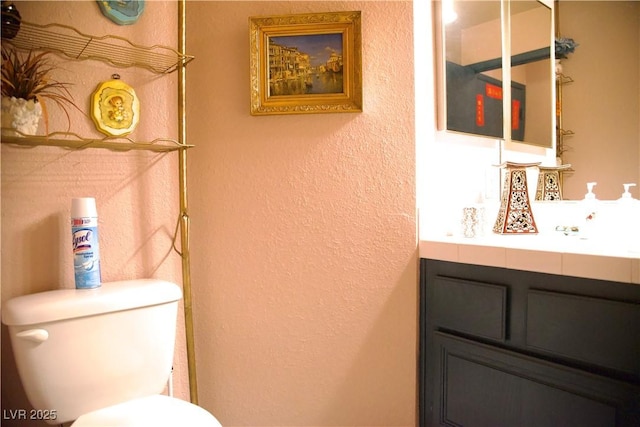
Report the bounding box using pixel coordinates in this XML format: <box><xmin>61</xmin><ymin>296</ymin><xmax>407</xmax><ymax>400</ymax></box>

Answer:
<box><xmin>249</xmin><ymin>11</ymin><xmax>362</xmax><ymax>116</ymax></box>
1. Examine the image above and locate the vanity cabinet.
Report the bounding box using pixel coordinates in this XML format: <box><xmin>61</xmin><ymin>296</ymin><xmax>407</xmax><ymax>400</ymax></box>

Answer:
<box><xmin>419</xmin><ymin>259</ymin><xmax>640</xmax><ymax>427</ymax></box>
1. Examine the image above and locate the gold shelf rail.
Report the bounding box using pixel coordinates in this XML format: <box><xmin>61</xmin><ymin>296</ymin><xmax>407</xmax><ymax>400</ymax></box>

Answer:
<box><xmin>4</xmin><ymin>21</ymin><xmax>194</xmax><ymax>74</ymax></box>
<box><xmin>1</xmin><ymin>130</ymin><xmax>193</xmax><ymax>152</ymax></box>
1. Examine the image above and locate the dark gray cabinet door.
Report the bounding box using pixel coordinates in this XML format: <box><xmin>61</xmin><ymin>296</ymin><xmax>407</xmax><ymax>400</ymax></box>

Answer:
<box><xmin>431</xmin><ymin>333</ymin><xmax>638</xmax><ymax>427</ymax></box>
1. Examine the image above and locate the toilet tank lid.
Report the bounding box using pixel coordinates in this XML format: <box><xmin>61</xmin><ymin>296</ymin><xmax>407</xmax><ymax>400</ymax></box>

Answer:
<box><xmin>1</xmin><ymin>279</ymin><xmax>182</xmax><ymax>326</ymax></box>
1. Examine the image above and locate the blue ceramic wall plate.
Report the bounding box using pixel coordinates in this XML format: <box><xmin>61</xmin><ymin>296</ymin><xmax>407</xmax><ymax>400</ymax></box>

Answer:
<box><xmin>96</xmin><ymin>1</ymin><xmax>145</xmax><ymax>26</ymax></box>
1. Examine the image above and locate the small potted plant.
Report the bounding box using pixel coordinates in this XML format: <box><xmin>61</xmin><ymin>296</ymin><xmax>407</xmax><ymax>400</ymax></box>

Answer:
<box><xmin>554</xmin><ymin>37</ymin><xmax>578</xmax><ymax>76</ymax></box>
<box><xmin>555</xmin><ymin>37</ymin><xmax>579</xmax><ymax>59</ymax></box>
<box><xmin>1</xmin><ymin>45</ymin><xmax>80</xmax><ymax>136</ymax></box>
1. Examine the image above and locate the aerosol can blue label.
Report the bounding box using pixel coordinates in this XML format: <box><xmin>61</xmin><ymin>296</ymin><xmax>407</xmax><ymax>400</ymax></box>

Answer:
<box><xmin>72</xmin><ymin>217</ymin><xmax>101</xmax><ymax>289</ymax></box>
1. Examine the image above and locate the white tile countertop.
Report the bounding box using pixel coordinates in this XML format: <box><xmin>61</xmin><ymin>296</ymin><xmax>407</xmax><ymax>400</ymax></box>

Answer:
<box><xmin>418</xmin><ymin>200</ymin><xmax>640</xmax><ymax>284</ymax></box>
<box><xmin>419</xmin><ymin>234</ymin><xmax>640</xmax><ymax>284</ymax></box>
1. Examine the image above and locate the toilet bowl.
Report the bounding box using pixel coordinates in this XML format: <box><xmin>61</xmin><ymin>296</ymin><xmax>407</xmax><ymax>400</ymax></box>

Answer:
<box><xmin>2</xmin><ymin>279</ymin><xmax>221</xmax><ymax>426</ymax></box>
<box><xmin>72</xmin><ymin>395</ymin><xmax>221</xmax><ymax>427</ymax></box>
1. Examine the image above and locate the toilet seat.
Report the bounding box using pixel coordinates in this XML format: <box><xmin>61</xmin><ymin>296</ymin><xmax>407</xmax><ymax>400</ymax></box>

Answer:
<box><xmin>71</xmin><ymin>395</ymin><xmax>222</xmax><ymax>427</ymax></box>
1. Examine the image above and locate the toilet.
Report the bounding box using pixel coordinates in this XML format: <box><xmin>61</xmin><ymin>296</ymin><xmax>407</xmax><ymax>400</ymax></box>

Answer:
<box><xmin>2</xmin><ymin>279</ymin><xmax>222</xmax><ymax>426</ymax></box>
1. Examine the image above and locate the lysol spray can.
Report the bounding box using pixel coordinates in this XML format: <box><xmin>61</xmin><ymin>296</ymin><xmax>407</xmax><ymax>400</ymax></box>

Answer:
<box><xmin>71</xmin><ymin>197</ymin><xmax>101</xmax><ymax>289</ymax></box>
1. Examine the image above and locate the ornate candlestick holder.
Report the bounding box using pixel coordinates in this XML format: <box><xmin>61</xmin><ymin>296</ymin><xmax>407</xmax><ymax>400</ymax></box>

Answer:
<box><xmin>493</xmin><ymin>162</ymin><xmax>539</xmax><ymax>234</ymax></box>
<box><xmin>535</xmin><ymin>164</ymin><xmax>572</xmax><ymax>201</ymax></box>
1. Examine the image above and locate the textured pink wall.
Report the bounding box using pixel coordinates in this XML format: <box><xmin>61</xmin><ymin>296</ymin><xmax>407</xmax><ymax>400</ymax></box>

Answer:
<box><xmin>186</xmin><ymin>1</ymin><xmax>417</xmax><ymax>426</ymax></box>
<box><xmin>1</xmin><ymin>2</ymin><xmax>189</xmax><ymax>425</ymax></box>
<box><xmin>1</xmin><ymin>1</ymin><xmax>417</xmax><ymax>426</ymax></box>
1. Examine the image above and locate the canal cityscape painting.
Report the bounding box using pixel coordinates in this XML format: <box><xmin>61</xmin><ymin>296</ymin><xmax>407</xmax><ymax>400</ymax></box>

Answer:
<box><xmin>268</xmin><ymin>33</ymin><xmax>344</xmax><ymax>96</ymax></box>
<box><xmin>249</xmin><ymin>11</ymin><xmax>362</xmax><ymax>115</ymax></box>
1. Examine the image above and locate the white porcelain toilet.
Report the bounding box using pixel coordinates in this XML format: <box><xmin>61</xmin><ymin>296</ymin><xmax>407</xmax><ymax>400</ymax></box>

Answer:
<box><xmin>2</xmin><ymin>279</ymin><xmax>222</xmax><ymax>426</ymax></box>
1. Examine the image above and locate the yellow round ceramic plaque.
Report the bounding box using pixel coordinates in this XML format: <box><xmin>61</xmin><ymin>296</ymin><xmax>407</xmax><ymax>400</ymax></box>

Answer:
<box><xmin>91</xmin><ymin>76</ymin><xmax>140</xmax><ymax>136</ymax></box>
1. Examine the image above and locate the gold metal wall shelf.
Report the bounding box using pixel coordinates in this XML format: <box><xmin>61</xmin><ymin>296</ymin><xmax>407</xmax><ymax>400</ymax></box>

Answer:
<box><xmin>1</xmin><ymin>130</ymin><xmax>193</xmax><ymax>152</ymax></box>
<box><xmin>5</xmin><ymin>21</ymin><xmax>194</xmax><ymax>74</ymax></box>
<box><xmin>3</xmin><ymin>3</ymin><xmax>200</xmax><ymax>403</ymax></box>
<box><xmin>556</xmin><ymin>73</ymin><xmax>575</xmax><ymax>159</ymax></box>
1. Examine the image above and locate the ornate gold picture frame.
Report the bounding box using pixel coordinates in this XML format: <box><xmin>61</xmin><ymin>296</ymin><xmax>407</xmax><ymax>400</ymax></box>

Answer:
<box><xmin>249</xmin><ymin>11</ymin><xmax>362</xmax><ymax>116</ymax></box>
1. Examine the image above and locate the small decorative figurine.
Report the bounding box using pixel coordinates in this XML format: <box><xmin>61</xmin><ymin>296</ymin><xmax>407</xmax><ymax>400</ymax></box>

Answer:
<box><xmin>1</xmin><ymin>1</ymin><xmax>21</xmax><ymax>39</ymax></box>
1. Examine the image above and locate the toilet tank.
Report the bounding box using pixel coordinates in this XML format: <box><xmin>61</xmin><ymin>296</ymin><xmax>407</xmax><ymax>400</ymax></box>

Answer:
<box><xmin>1</xmin><ymin>279</ymin><xmax>182</xmax><ymax>424</ymax></box>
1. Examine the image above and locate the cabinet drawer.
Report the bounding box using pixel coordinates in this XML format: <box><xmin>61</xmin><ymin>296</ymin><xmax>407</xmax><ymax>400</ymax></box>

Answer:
<box><xmin>527</xmin><ymin>290</ymin><xmax>640</xmax><ymax>376</ymax></box>
<box><xmin>433</xmin><ymin>276</ymin><xmax>507</xmax><ymax>341</ymax></box>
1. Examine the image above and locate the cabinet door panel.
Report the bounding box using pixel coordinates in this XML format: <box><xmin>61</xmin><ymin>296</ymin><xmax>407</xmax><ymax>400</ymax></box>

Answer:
<box><xmin>527</xmin><ymin>290</ymin><xmax>640</xmax><ymax>376</ymax></box>
<box><xmin>433</xmin><ymin>333</ymin><xmax>638</xmax><ymax>427</ymax></box>
<box><xmin>433</xmin><ymin>276</ymin><xmax>507</xmax><ymax>341</ymax></box>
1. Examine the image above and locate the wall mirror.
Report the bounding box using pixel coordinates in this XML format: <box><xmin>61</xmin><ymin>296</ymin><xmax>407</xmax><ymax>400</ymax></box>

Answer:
<box><xmin>509</xmin><ymin>1</ymin><xmax>553</xmax><ymax>147</ymax></box>
<box><xmin>435</xmin><ymin>0</ymin><xmax>553</xmax><ymax>148</ymax></box>
<box><xmin>556</xmin><ymin>1</ymin><xmax>639</xmax><ymax>200</ymax></box>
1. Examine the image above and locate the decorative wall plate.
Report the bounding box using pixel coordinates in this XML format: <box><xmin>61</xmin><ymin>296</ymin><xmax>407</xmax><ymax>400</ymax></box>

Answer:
<box><xmin>96</xmin><ymin>1</ymin><xmax>144</xmax><ymax>26</ymax></box>
<box><xmin>91</xmin><ymin>76</ymin><xmax>140</xmax><ymax>137</ymax></box>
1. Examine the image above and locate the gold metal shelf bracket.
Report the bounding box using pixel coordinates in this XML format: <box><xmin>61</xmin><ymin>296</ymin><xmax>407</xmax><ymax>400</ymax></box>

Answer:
<box><xmin>1</xmin><ymin>130</ymin><xmax>193</xmax><ymax>152</ymax></box>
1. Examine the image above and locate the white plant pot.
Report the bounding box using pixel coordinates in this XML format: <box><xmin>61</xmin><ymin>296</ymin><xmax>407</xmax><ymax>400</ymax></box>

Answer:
<box><xmin>1</xmin><ymin>96</ymin><xmax>43</xmax><ymax>136</ymax></box>
<box><xmin>555</xmin><ymin>59</ymin><xmax>563</xmax><ymax>77</ymax></box>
